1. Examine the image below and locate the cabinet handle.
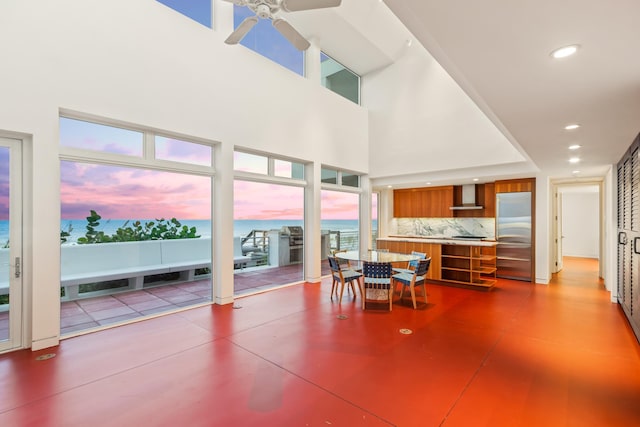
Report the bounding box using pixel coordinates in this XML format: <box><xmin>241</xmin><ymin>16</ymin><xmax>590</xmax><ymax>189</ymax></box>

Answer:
<box><xmin>635</xmin><ymin>237</ymin><xmax>640</xmax><ymax>255</ymax></box>
<box><xmin>619</xmin><ymin>232</ymin><xmax>627</xmax><ymax>245</ymax></box>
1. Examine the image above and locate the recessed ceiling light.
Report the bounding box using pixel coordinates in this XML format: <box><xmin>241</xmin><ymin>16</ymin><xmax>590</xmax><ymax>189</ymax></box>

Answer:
<box><xmin>564</xmin><ymin>124</ymin><xmax>580</xmax><ymax>130</ymax></box>
<box><xmin>572</xmin><ymin>170</ymin><xmax>581</xmax><ymax>174</ymax></box>
<box><xmin>551</xmin><ymin>44</ymin><xmax>580</xmax><ymax>59</ymax></box>
<box><xmin>569</xmin><ymin>144</ymin><xmax>581</xmax><ymax>150</ymax></box>
<box><xmin>472</xmin><ymin>178</ymin><xmax>479</xmax><ymax>182</ymax></box>
<box><xmin>569</xmin><ymin>157</ymin><xmax>580</xmax><ymax>164</ymax></box>
<box><xmin>425</xmin><ymin>182</ymin><xmax>431</xmax><ymax>185</ymax></box>
<box><xmin>387</xmin><ymin>185</ymin><xmax>393</xmax><ymax>188</ymax></box>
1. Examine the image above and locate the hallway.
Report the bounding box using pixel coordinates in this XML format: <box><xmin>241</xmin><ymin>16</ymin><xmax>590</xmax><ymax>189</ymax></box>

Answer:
<box><xmin>0</xmin><ymin>257</ymin><xmax>638</xmax><ymax>426</ymax></box>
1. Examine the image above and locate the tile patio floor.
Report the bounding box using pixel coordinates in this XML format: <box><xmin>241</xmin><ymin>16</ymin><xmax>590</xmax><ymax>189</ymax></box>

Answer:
<box><xmin>0</xmin><ymin>261</ymin><xmax>332</xmax><ymax>338</ymax></box>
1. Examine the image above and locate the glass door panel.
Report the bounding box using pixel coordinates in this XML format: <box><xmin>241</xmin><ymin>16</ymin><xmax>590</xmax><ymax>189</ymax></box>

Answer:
<box><xmin>0</xmin><ymin>137</ymin><xmax>22</xmax><ymax>352</ymax></box>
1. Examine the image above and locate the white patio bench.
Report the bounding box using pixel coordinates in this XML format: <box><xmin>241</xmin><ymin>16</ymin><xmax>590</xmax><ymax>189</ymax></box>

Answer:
<box><xmin>60</xmin><ymin>238</ymin><xmax>212</xmax><ymax>300</ymax></box>
<box><xmin>233</xmin><ymin>236</ymin><xmax>251</xmax><ymax>269</ymax></box>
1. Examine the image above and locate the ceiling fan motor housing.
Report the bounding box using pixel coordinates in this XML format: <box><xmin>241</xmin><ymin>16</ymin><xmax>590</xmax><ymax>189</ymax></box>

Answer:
<box><xmin>255</xmin><ymin>3</ymin><xmax>273</xmax><ymax>19</ymax></box>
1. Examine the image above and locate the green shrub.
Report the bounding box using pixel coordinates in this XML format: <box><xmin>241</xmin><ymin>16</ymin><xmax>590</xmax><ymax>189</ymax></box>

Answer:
<box><xmin>76</xmin><ymin>210</ymin><xmax>200</xmax><ymax>244</ymax></box>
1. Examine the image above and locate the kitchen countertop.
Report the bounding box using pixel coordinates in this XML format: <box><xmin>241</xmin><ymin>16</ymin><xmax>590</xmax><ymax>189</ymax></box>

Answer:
<box><xmin>381</xmin><ymin>235</ymin><xmax>498</xmax><ymax>247</ymax></box>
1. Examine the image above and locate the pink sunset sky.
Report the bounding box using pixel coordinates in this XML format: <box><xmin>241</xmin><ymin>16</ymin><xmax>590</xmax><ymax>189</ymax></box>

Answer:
<box><xmin>57</xmin><ymin>117</ymin><xmax>373</xmax><ymax>221</ymax></box>
<box><xmin>59</xmin><ymin>163</ymin><xmax>368</xmax><ymax>221</ymax></box>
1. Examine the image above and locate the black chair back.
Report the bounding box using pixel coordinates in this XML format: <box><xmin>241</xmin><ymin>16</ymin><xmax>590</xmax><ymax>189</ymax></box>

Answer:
<box><xmin>414</xmin><ymin>258</ymin><xmax>431</xmax><ymax>277</ymax></box>
<box><xmin>328</xmin><ymin>256</ymin><xmax>340</xmax><ymax>273</ymax></box>
<box><xmin>363</xmin><ymin>261</ymin><xmax>392</xmax><ymax>278</ymax></box>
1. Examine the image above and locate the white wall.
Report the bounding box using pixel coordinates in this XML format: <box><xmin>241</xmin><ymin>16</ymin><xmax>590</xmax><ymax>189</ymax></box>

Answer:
<box><xmin>562</xmin><ymin>192</ymin><xmax>599</xmax><ymax>258</ymax></box>
<box><xmin>362</xmin><ymin>48</ymin><xmax>527</xmax><ymax>181</ymax></box>
<box><xmin>0</xmin><ymin>0</ymin><xmax>370</xmax><ymax>350</ymax></box>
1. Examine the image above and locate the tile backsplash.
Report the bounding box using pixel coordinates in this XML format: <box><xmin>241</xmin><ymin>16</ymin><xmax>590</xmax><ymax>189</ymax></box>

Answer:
<box><xmin>392</xmin><ymin>218</ymin><xmax>495</xmax><ymax>239</ymax></box>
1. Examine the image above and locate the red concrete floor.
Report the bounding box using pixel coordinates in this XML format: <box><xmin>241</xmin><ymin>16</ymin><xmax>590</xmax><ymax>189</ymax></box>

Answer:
<box><xmin>1</xmin><ymin>257</ymin><xmax>639</xmax><ymax>426</ymax></box>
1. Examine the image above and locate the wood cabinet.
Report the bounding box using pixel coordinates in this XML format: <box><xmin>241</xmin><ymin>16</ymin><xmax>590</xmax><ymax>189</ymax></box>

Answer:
<box><xmin>495</xmin><ymin>178</ymin><xmax>534</xmax><ymax>193</ymax></box>
<box><xmin>440</xmin><ymin>244</ymin><xmax>497</xmax><ymax>289</ymax></box>
<box><xmin>617</xmin><ymin>132</ymin><xmax>640</xmax><ymax>342</ymax></box>
<box><xmin>393</xmin><ymin>186</ymin><xmax>454</xmax><ymax>218</ymax></box>
<box><xmin>376</xmin><ymin>240</ymin><xmax>441</xmax><ymax>280</ymax></box>
<box><xmin>483</xmin><ymin>183</ymin><xmax>496</xmax><ymax>218</ymax></box>
<box><xmin>451</xmin><ymin>183</ymin><xmax>495</xmax><ymax>218</ymax></box>
<box><xmin>377</xmin><ymin>238</ymin><xmax>497</xmax><ymax>288</ymax></box>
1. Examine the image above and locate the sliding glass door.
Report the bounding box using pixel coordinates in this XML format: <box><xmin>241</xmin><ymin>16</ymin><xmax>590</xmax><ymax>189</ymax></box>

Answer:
<box><xmin>0</xmin><ymin>137</ymin><xmax>23</xmax><ymax>352</ymax></box>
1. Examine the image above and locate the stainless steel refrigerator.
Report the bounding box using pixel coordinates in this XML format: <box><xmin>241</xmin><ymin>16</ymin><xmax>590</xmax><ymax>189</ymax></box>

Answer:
<box><xmin>496</xmin><ymin>192</ymin><xmax>532</xmax><ymax>281</ymax></box>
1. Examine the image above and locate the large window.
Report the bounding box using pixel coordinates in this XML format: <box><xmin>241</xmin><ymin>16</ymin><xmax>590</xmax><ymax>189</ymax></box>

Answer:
<box><xmin>233</xmin><ymin>150</ymin><xmax>306</xmax><ymax>295</ymax></box>
<box><xmin>157</xmin><ymin>0</ymin><xmax>212</xmax><ymax>28</ymax></box>
<box><xmin>234</xmin><ymin>150</ymin><xmax>305</xmax><ymax>180</ymax></box>
<box><xmin>321</xmin><ymin>190</ymin><xmax>360</xmax><ymax>254</ymax></box>
<box><xmin>59</xmin><ymin>116</ymin><xmax>214</xmax><ymax>335</ymax></box>
<box><xmin>321</xmin><ymin>52</ymin><xmax>360</xmax><ymax>104</ymax></box>
<box><xmin>233</xmin><ymin>181</ymin><xmax>304</xmax><ymax>295</ymax></box>
<box><xmin>321</xmin><ymin>167</ymin><xmax>360</xmax><ymax>188</ymax></box>
<box><xmin>233</xmin><ymin>5</ymin><xmax>304</xmax><ymax>76</ymax></box>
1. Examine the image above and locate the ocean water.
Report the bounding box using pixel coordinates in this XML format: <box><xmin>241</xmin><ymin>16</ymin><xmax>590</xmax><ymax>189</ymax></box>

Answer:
<box><xmin>0</xmin><ymin>219</ymin><xmax>371</xmax><ymax>244</ymax></box>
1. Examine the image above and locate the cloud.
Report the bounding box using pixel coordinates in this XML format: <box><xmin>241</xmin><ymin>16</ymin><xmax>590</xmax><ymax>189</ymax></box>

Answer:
<box><xmin>61</xmin><ymin>163</ymin><xmax>210</xmax><ymax>219</ymax></box>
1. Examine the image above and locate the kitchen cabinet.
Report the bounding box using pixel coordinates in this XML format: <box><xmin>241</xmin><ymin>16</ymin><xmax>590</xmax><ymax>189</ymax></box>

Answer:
<box><xmin>376</xmin><ymin>240</ymin><xmax>441</xmax><ymax>280</ymax></box>
<box><xmin>617</xmin><ymin>132</ymin><xmax>640</xmax><ymax>342</ymax></box>
<box><xmin>495</xmin><ymin>178</ymin><xmax>534</xmax><ymax>193</ymax></box>
<box><xmin>451</xmin><ymin>183</ymin><xmax>495</xmax><ymax>218</ymax></box>
<box><xmin>393</xmin><ymin>186</ymin><xmax>454</xmax><ymax>218</ymax></box>
<box><xmin>440</xmin><ymin>244</ymin><xmax>497</xmax><ymax>289</ymax></box>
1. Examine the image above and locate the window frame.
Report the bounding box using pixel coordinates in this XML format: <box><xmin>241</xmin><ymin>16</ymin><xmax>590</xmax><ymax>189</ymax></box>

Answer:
<box><xmin>320</xmin><ymin>51</ymin><xmax>361</xmax><ymax>105</ymax></box>
<box><xmin>59</xmin><ymin>110</ymin><xmax>217</xmax><ymax>177</ymax></box>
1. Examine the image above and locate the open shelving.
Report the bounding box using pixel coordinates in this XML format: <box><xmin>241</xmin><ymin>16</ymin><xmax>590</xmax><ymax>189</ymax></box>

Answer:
<box><xmin>440</xmin><ymin>244</ymin><xmax>497</xmax><ymax>289</ymax></box>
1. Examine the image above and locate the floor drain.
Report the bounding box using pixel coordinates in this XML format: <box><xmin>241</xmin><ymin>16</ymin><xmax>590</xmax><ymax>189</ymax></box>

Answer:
<box><xmin>336</xmin><ymin>314</ymin><xmax>349</xmax><ymax>320</ymax></box>
<box><xmin>399</xmin><ymin>328</ymin><xmax>413</xmax><ymax>335</ymax></box>
<box><xmin>35</xmin><ymin>353</ymin><xmax>56</xmax><ymax>361</ymax></box>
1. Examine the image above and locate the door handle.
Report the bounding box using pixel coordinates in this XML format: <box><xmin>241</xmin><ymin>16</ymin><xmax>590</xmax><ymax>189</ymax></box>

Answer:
<box><xmin>619</xmin><ymin>232</ymin><xmax>627</xmax><ymax>245</ymax></box>
<box><xmin>635</xmin><ymin>237</ymin><xmax>640</xmax><ymax>255</ymax></box>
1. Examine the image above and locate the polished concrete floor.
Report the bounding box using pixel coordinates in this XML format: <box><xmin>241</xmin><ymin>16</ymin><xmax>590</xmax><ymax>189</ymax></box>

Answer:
<box><xmin>0</xmin><ymin>257</ymin><xmax>639</xmax><ymax>426</ymax></box>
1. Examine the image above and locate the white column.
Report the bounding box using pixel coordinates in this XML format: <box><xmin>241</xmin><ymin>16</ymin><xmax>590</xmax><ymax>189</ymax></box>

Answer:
<box><xmin>305</xmin><ymin>37</ymin><xmax>321</xmax><ymax>82</ymax></box>
<box><xmin>31</xmin><ymin>113</ymin><xmax>61</xmax><ymax>350</ymax></box>
<box><xmin>214</xmin><ymin>0</ymin><xmax>235</xmax><ymax>35</ymax></box>
<box><xmin>359</xmin><ymin>176</ymin><xmax>372</xmax><ymax>257</ymax></box>
<box><xmin>213</xmin><ymin>142</ymin><xmax>234</xmax><ymax>305</ymax></box>
<box><xmin>304</xmin><ymin>161</ymin><xmax>322</xmax><ymax>283</ymax></box>
<box><xmin>535</xmin><ymin>174</ymin><xmax>551</xmax><ymax>285</ymax></box>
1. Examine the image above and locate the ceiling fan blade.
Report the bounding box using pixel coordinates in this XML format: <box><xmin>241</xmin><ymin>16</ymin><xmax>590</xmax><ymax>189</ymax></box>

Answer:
<box><xmin>225</xmin><ymin>16</ymin><xmax>259</xmax><ymax>45</ymax></box>
<box><xmin>221</xmin><ymin>0</ymin><xmax>247</xmax><ymax>5</ymax></box>
<box><xmin>282</xmin><ymin>0</ymin><xmax>341</xmax><ymax>12</ymax></box>
<box><xmin>272</xmin><ymin>18</ymin><xmax>310</xmax><ymax>51</ymax></box>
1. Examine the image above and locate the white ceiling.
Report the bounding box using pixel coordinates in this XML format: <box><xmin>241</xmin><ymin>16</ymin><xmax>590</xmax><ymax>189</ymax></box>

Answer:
<box><xmin>287</xmin><ymin>0</ymin><xmax>640</xmax><ymax>184</ymax></box>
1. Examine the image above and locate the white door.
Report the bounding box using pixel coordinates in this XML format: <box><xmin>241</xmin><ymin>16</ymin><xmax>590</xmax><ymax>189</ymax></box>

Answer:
<box><xmin>556</xmin><ymin>191</ymin><xmax>564</xmax><ymax>272</ymax></box>
<box><xmin>0</xmin><ymin>137</ymin><xmax>23</xmax><ymax>352</ymax></box>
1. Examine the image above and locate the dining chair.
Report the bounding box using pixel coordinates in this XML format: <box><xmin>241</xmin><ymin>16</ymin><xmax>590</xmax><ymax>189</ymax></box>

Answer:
<box><xmin>327</xmin><ymin>256</ymin><xmax>363</xmax><ymax>303</ymax></box>
<box><xmin>392</xmin><ymin>258</ymin><xmax>431</xmax><ymax>309</ymax></box>
<box><xmin>362</xmin><ymin>261</ymin><xmax>393</xmax><ymax>311</ymax></box>
<box><xmin>392</xmin><ymin>251</ymin><xmax>427</xmax><ymax>275</ymax></box>
<box><xmin>332</xmin><ymin>249</ymin><xmax>362</xmax><ymax>272</ymax></box>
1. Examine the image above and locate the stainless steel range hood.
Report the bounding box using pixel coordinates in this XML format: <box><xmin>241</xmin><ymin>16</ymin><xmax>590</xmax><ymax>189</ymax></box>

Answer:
<box><xmin>450</xmin><ymin>184</ymin><xmax>483</xmax><ymax>210</ymax></box>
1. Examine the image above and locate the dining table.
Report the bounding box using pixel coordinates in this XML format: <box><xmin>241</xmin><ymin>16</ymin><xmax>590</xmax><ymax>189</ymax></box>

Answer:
<box><xmin>334</xmin><ymin>250</ymin><xmax>420</xmax><ymax>264</ymax></box>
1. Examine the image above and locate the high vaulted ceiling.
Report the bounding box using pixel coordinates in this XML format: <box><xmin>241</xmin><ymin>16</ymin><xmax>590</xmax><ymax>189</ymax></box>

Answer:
<box><xmin>288</xmin><ymin>0</ymin><xmax>640</xmax><ymax>183</ymax></box>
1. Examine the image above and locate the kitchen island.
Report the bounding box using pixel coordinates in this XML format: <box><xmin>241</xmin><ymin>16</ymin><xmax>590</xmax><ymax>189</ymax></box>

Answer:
<box><xmin>377</xmin><ymin>236</ymin><xmax>498</xmax><ymax>289</ymax></box>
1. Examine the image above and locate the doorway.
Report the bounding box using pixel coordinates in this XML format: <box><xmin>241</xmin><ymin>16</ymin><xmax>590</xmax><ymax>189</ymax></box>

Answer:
<box><xmin>552</xmin><ymin>182</ymin><xmax>603</xmax><ymax>278</ymax></box>
<box><xmin>0</xmin><ymin>136</ymin><xmax>23</xmax><ymax>353</ymax></box>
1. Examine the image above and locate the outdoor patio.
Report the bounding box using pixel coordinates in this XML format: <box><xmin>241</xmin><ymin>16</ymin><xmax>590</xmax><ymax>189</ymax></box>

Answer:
<box><xmin>0</xmin><ymin>260</ymin><xmax>333</xmax><ymax>340</ymax></box>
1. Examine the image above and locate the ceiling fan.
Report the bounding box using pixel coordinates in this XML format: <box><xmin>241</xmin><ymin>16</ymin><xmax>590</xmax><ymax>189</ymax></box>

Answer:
<box><xmin>223</xmin><ymin>0</ymin><xmax>342</xmax><ymax>51</ymax></box>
